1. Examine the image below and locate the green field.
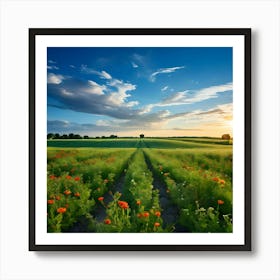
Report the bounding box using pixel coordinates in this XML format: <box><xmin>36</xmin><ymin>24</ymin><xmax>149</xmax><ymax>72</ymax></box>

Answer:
<box><xmin>47</xmin><ymin>138</ymin><xmax>232</xmax><ymax>233</ymax></box>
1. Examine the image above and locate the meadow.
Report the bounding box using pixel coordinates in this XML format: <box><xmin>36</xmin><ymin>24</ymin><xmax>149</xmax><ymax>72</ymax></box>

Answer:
<box><xmin>47</xmin><ymin>138</ymin><xmax>233</xmax><ymax>233</ymax></box>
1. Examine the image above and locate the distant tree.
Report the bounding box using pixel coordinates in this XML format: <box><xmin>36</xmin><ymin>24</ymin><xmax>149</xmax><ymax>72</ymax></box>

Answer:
<box><xmin>101</xmin><ymin>136</ymin><xmax>106</xmax><ymax>139</ymax></box>
<box><xmin>61</xmin><ymin>134</ymin><xmax>68</xmax><ymax>139</ymax></box>
<box><xmin>110</xmin><ymin>134</ymin><xmax>118</xmax><ymax>138</ymax></box>
<box><xmin>74</xmin><ymin>134</ymin><xmax>82</xmax><ymax>139</ymax></box>
<box><xmin>47</xmin><ymin>133</ymin><xmax>54</xmax><ymax>139</ymax></box>
<box><xmin>68</xmin><ymin>133</ymin><xmax>74</xmax><ymax>139</ymax></box>
<box><xmin>54</xmin><ymin>133</ymin><xmax>60</xmax><ymax>139</ymax></box>
<box><xmin>96</xmin><ymin>136</ymin><xmax>100</xmax><ymax>139</ymax></box>
<box><xmin>84</xmin><ymin>135</ymin><xmax>89</xmax><ymax>139</ymax></box>
<box><xmin>221</xmin><ymin>134</ymin><xmax>231</xmax><ymax>140</ymax></box>
<box><xmin>140</xmin><ymin>134</ymin><xmax>144</xmax><ymax>138</ymax></box>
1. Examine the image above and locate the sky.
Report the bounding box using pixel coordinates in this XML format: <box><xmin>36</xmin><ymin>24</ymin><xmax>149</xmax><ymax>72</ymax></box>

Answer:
<box><xmin>47</xmin><ymin>47</ymin><xmax>233</xmax><ymax>137</ymax></box>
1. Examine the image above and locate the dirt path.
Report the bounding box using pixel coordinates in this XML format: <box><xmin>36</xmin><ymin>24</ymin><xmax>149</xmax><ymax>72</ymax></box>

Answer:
<box><xmin>143</xmin><ymin>151</ymin><xmax>188</xmax><ymax>232</ymax></box>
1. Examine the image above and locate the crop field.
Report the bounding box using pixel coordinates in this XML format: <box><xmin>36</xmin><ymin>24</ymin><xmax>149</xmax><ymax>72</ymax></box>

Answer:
<box><xmin>47</xmin><ymin>138</ymin><xmax>232</xmax><ymax>233</ymax></box>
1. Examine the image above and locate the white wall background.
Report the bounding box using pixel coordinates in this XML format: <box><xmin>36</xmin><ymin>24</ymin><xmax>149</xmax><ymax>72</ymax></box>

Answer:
<box><xmin>0</xmin><ymin>0</ymin><xmax>279</xmax><ymax>279</ymax></box>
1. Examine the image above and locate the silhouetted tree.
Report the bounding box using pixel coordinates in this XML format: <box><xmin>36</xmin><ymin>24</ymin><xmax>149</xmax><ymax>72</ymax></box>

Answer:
<box><xmin>47</xmin><ymin>133</ymin><xmax>54</xmax><ymax>139</ymax></box>
<box><xmin>221</xmin><ymin>134</ymin><xmax>230</xmax><ymax>140</ymax></box>
<box><xmin>140</xmin><ymin>134</ymin><xmax>144</xmax><ymax>138</ymax></box>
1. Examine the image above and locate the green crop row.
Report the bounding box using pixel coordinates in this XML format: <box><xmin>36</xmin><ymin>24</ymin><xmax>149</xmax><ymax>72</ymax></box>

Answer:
<box><xmin>144</xmin><ymin>149</ymin><xmax>233</xmax><ymax>233</ymax></box>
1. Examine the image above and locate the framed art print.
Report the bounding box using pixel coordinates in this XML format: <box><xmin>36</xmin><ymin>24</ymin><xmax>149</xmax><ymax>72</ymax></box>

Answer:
<box><xmin>29</xmin><ymin>28</ymin><xmax>251</xmax><ymax>251</ymax></box>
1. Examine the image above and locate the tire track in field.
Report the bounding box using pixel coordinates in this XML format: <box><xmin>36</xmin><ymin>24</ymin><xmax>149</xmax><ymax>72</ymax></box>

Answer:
<box><xmin>143</xmin><ymin>151</ymin><xmax>188</xmax><ymax>232</ymax></box>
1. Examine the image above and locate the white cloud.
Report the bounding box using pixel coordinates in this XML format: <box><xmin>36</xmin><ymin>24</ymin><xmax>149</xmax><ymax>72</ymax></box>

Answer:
<box><xmin>131</xmin><ymin>62</ymin><xmax>139</xmax><ymax>68</ymax></box>
<box><xmin>150</xmin><ymin>66</ymin><xmax>184</xmax><ymax>82</ymax></box>
<box><xmin>161</xmin><ymin>86</ymin><xmax>169</xmax><ymax>92</ymax></box>
<box><xmin>100</xmin><ymin>70</ymin><xmax>112</xmax><ymax>80</ymax></box>
<box><xmin>69</xmin><ymin>65</ymin><xmax>76</xmax><ymax>68</ymax></box>
<box><xmin>87</xmin><ymin>80</ymin><xmax>107</xmax><ymax>95</ymax></box>
<box><xmin>48</xmin><ymin>60</ymin><xmax>56</xmax><ymax>64</ymax></box>
<box><xmin>47</xmin><ymin>73</ymin><xmax>65</xmax><ymax>84</ymax></box>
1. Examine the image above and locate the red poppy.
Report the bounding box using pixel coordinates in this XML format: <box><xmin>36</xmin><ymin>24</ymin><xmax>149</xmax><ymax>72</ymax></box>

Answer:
<box><xmin>49</xmin><ymin>175</ymin><xmax>56</xmax><ymax>180</ymax></box>
<box><xmin>217</xmin><ymin>200</ymin><xmax>224</xmax><ymax>205</ymax></box>
<box><xmin>143</xmin><ymin>212</ymin><xmax>149</xmax><ymax>218</ymax></box>
<box><xmin>55</xmin><ymin>195</ymin><xmax>61</xmax><ymax>201</ymax></box>
<box><xmin>74</xmin><ymin>176</ymin><xmax>80</xmax><ymax>181</ymax></box>
<box><xmin>137</xmin><ymin>213</ymin><xmax>143</xmax><ymax>218</ymax></box>
<box><xmin>64</xmin><ymin>190</ymin><xmax>71</xmax><ymax>195</ymax></box>
<box><xmin>47</xmin><ymin>199</ymin><xmax>55</xmax><ymax>205</ymax></box>
<box><xmin>98</xmin><ymin>197</ymin><xmax>104</xmax><ymax>201</ymax></box>
<box><xmin>57</xmin><ymin>207</ymin><xmax>67</xmax><ymax>214</ymax></box>
<box><xmin>118</xmin><ymin>200</ymin><xmax>129</xmax><ymax>209</ymax></box>
<box><xmin>66</xmin><ymin>175</ymin><xmax>72</xmax><ymax>180</ymax></box>
<box><xmin>155</xmin><ymin>211</ymin><xmax>161</xmax><ymax>217</ymax></box>
<box><xmin>213</xmin><ymin>177</ymin><xmax>219</xmax><ymax>182</ymax></box>
<box><xmin>219</xmin><ymin>179</ymin><xmax>225</xmax><ymax>185</ymax></box>
<box><xmin>154</xmin><ymin>222</ymin><xmax>160</xmax><ymax>227</ymax></box>
<box><xmin>74</xmin><ymin>192</ymin><xmax>80</xmax><ymax>197</ymax></box>
<box><xmin>136</xmin><ymin>200</ymin><xmax>141</xmax><ymax>205</ymax></box>
<box><xmin>104</xmin><ymin>219</ymin><xmax>111</xmax><ymax>225</ymax></box>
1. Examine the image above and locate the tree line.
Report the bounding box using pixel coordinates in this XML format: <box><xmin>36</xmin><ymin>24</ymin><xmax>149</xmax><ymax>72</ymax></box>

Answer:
<box><xmin>47</xmin><ymin>133</ymin><xmax>118</xmax><ymax>139</ymax></box>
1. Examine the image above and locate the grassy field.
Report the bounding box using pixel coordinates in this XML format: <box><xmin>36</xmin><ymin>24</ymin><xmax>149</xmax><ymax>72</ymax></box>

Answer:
<box><xmin>47</xmin><ymin>138</ymin><xmax>232</xmax><ymax>233</ymax></box>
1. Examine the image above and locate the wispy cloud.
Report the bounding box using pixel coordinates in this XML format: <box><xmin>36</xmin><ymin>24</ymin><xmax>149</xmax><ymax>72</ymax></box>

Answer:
<box><xmin>47</xmin><ymin>65</ymin><xmax>59</xmax><ymax>70</ymax></box>
<box><xmin>81</xmin><ymin>65</ymin><xmax>112</xmax><ymax>80</ymax></box>
<box><xmin>158</xmin><ymin>83</ymin><xmax>232</xmax><ymax>106</ymax></box>
<box><xmin>161</xmin><ymin>86</ymin><xmax>169</xmax><ymax>92</ymax></box>
<box><xmin>150</xmin><ymin>66</ymin><xmax>184</xmax><ymax>82</ymax></box>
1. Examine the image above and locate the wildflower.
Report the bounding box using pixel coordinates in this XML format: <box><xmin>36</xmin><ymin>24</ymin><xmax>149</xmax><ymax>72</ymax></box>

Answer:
<box><xmin>136</xmin><ymin>200</ymin><xmax>141</xmax><ymax>205</ymax></box>
<box><xmin>66</xmin><ymin>175</ymin><xmax>72</xmax><ymax>180</ymax></box>
<box><xmin>55</xmin><ymin>195</ymin><xmax>61</xmax><ymax>200</ymax></box>
<box><xmin>49</xmin><ymin>175</ymin><xmax>56</xmax><ymax>180</ymax></box>
<box><xmin>143</xmin><ymin>212</ymin><xmax>149</xmax><ymax>218</ymax></box>
<box><xmin>154</xmin><ymin>222</ymin><xmax>160</xmax><ymax>227</ymax></box>
<box><xmin>104</xmin><ymin>179</ymin><xmax>109</xmax><ymax>184</ymax></box>
<box><xmin>104</xmin><ymin>219</ymin><xmax>111</xmax><ymax>225</ymax></box>
<box><xmin>159</xmin><ymin>165</ymin><xmax>163</xmax><ymax>171</ymax></box>
<box><xmin>137</xmin><ymin>213</ymin><xmax>143</xmax><ymax>218</ymax></box>
<box><xmin>57</xmin><ymin>207</ymin><xmax>67</xmax><ymax>214</ymax></box>
<box><xmin>219</xmin><ymin>179</ymin><xmax>225</xmax><ymax>185</ymax></box>
<box><xmin>118</xmin><ymin>200</ymin><xmax>129</xmax><ymax>209</ymax></box>
<box><xmin>98</xmin><ymin>197</ymin><xmax>104</xmax><ymax>201</ymax></box>
<box><xmin>155</xmin><ymin>211</ymin><xmax>161</xmax><ymax>217</ymax></box>
<box><xmin>74</xmin><ymin>176</ymin><xmax>80</xmax><ymax>181</ymax></box>
<box><xmin>47</xmin><ymin>199</ymin><xmax>55</xmax><ymax>205</ymax></box>
<box><xmin>64</xmin><ymin>190</ymin><xmax>71</xmax><ymax>195</ymax></box>
<box><xmin>217</xmin><ymin>200</ymin><xmax>224</xmax><ymax>205</ymax></box>
<box><xmin>213</xmin><ymin>177</ymin><xmax>219</xmax><ymax>182</ymax></box>
<box><xmin>74</xmin><ymin>192</ymin><xmax>80</xmax><ymax>197</ymax></box>
<box><xmin>163</xmin><ymin>172</ymin><xmax>169</xmax><ymax>177</ymax></box>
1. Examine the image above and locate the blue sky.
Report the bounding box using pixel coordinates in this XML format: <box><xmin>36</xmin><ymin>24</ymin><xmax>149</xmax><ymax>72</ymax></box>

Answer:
<box><xmin>47</xmin><ymin>47</ymin><xmax>233</xmax><ymax>137</ymax></box>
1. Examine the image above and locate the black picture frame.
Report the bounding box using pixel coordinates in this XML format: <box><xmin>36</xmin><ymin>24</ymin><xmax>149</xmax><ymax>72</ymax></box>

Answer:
<box><xmin>29</xmin><ymin>28</ymin><xmax>251</xmax><ymax>251</ymax></box>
